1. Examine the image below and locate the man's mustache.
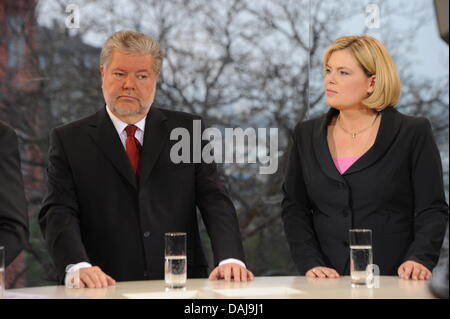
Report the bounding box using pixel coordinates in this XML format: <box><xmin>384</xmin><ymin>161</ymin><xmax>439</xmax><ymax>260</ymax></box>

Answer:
<box><xmin>115</xmin><ymin>94</ymin><xmax>139</xmax><ymax>100</ymax></box>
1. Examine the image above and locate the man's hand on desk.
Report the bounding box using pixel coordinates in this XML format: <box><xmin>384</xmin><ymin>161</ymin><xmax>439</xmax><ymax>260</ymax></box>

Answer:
<box><xmin>208</xmin><ymin>263</ymin><xmax>255</xmax><ymax>282</ymax></box>
<box><xmin>78</xmin><ymin>266</ymin><xmax>116</xmax><ymax>288</ymax></box>
<box><xmin>398</xmin><ymin>260</ymin><xmax>432</xmax><ymax>280</ymax></box>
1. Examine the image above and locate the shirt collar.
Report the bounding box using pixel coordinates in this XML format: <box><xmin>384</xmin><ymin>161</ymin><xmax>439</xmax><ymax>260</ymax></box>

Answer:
<box><xmin>105</xmin><ymin>105</ymin><xmax>146</xmax><ymax>135</ymax></box>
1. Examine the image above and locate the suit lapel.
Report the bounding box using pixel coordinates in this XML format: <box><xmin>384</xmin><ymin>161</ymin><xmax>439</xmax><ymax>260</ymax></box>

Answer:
<box><xmin>88</xmin><ymin>107</ymin><xmax>138</xmax><ymax>189</ymax></box>
<box><xmin>344</xmin><ymin>107</ymin><xmax>401</xmax><ymax>175</ymax></box>
<box><xmin>139</xmin><ymin>107</ymin><xmax>169</xmax><ymax>188</ymax></box>
<box><xmin>312</xmin><ymin>108</ymin><xmax>347</xmax><ymax>184</ymax></box>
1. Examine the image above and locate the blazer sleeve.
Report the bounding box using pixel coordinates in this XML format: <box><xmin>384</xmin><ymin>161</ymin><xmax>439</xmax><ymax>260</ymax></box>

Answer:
<box><xmin>281</xmin><ymin>124</ymin><xmax>327</xmax><ymax>275</ymax></box>
<box><xmin>39</xmin><ymin>128</ymin><xmax>90</xmax><ymax>281</ymax></box>
<box><xmin>0</xmin><ymin>124</ymin><xmax>29</xmax><ymax>266</ymax></box>
<box><xmin>404</xmin><ymin>118</ymin><xmax>449</xmax><ymax>271</ymax></box>
<box><xmin>194</xmin><ymin>118</ymin><xmax>246</xmax><ymax>266</ymax></box>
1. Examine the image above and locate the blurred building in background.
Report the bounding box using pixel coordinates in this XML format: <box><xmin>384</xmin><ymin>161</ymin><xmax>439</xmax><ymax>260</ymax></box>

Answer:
<box><xmin>0</xmin><ymin>0</ymin><xmax>39</xmax><ymax>288</ymax></box>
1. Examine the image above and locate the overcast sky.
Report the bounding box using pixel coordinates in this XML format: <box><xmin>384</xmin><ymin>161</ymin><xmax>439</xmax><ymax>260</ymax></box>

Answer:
<box><xmin>36</xmin><ymin>0</ymin><xmax>448</xmax><ymax>79</ymax></box>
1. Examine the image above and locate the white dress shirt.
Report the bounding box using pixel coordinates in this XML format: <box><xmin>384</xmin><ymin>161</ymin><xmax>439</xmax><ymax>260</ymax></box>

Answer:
<box><xmin>106</xmin><ymin>105</ymin><xmax>145</xmax><ymax>148</ymax></box>
<box><xmin>65</xmin><ymin>106</ymin><xmax>245</xmax><ymax>287</ymax></box>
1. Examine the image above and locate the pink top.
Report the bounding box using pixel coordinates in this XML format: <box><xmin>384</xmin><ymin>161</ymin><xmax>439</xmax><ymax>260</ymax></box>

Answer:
<box><xmin>333</xmin><ymin>156</ymin><xmax>361</xmax><ymax>174</ymax></box>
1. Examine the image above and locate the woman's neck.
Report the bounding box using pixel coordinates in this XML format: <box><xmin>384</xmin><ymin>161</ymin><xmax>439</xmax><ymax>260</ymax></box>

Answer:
<box><xmin>337</xmin><ymin>105</ymin><xmax>378</xmax><ymax>132</ymax></box>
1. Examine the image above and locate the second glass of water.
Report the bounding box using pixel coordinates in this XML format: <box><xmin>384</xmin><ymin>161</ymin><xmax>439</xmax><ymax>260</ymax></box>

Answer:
<box><xmin>349</xmin><ymin>229</ymin><xmax>373</xmax><ymax>288</ymax></box>
<box><xmin>165</xmin><ymin>232</ymin><xmax>187</xmax><ymax>289</ymax></box>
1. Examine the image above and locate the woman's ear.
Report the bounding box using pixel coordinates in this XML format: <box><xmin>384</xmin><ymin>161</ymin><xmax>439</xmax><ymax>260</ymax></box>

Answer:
<box><xmin>368</xmin><ymin>75</ymin><xmax>377</xmax><ymax>94</ymax></box>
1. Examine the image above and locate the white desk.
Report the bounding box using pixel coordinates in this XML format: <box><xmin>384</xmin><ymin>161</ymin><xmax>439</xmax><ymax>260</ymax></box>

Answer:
<box><xmin>5</xmin><ymin>276</ymin><xmax>436</xmax><ymax>299</ymax></box>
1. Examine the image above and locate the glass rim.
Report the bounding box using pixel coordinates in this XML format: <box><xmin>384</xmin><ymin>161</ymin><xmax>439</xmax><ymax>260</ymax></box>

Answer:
<box><xmin>165</xmin><ymin>232</ymin><xmax>187</xmax><ymax>236</ymax></box>
<box><xmin>349</xmin><ymin>229</ymin><xmax>372</xmax><ymax>233</ymax></box>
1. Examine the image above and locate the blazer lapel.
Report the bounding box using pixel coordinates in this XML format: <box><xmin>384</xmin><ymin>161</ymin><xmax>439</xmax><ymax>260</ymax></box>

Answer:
<box><xmin>345</xmin><ymin>107</ymin><xmax>401</xmax><ymax>175</ymax></box>
<box><xmin>312</xmin><ymin>107</ymin><xmax>347</xmax><ymax>184</ymax></box>
<box><xmin>88</xmin><ymin>107</ymin><xmax>138</xmax><ymax>189</ymax></box>
<box><xmin>139</xmin><ymin>107</ymin><xmax>169</xmax><ymax>188</ymax></box>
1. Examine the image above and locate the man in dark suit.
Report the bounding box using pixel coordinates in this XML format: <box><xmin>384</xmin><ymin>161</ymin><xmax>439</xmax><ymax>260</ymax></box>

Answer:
<box><xmin>39</xmin><ymin>31</ymin><xmax>253</xmax><ymax>288</ymax></box>
<box><xmin>430</xmin><ymin>223</ymin><xmax>449</xmax><ymax>298</ymax></box>
<box><xmin>0</xmin><ymin>121</ymin><xmax>29</xmax><ymax>267</ymax></box>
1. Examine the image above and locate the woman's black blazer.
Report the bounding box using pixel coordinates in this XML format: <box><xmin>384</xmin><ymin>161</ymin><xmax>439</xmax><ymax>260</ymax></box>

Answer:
<box><xmin>282</xmin><ymin>107</ymin><xmax>449</xmax><ymax>275</ymax></box>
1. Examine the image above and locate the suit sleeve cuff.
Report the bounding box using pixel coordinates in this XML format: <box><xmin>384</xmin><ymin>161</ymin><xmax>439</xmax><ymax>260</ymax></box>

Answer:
<box><xmin>219</xmin><ymin>258</ymin><xmax>246</xmax><ymax>268</ymax></box>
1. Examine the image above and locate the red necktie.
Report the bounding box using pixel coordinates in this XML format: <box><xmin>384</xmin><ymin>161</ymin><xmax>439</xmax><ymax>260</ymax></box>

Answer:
<box><xmin>125</xmin><ymin>125</ymin><xmax>141</xmax><ymax>175</ymax></box>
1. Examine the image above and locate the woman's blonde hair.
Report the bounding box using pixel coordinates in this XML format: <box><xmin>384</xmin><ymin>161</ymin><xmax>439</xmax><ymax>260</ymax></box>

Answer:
<box><xmin>100</xmin><ymin>30</ymin><xmax>163</xmax><ymax>74</ymax></box>
<box><xmin>323</xmin><ymin>35</ymin><xmax>401</xmax><ymax>111</ymax></box>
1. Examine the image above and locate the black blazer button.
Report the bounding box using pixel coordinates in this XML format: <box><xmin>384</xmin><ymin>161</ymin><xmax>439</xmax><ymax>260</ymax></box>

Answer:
<box><xmin>143</xmin><ymin>231</ymin><xmax>151</xmax><ymax>238</ymax></box>
<box><xmin>342</xmin><ymin>209</ymin><xmax>350</xmax><ymax>217</ymax></box>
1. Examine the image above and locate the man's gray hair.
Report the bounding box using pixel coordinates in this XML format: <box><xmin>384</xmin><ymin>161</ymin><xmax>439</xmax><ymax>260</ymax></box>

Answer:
<box><xmin>100</xmin><ymin>30</ymin><xmax>163</xmax><ymax>74</ymax></box>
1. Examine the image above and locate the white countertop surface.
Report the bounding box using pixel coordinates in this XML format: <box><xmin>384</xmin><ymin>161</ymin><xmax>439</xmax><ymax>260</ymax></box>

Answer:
<box><xmin>5</xmin><ymin>276</ymin><xmax>436</xmax><ymax>299</ymax></box>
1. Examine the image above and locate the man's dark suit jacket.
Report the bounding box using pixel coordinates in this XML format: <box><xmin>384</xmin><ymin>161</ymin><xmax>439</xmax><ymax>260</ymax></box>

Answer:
<box><xmin>429</xmin><ymin>223</ymin><xmax>449</xmax><ymax>299</ymax></box>
<box><xmin>282</xmin><ymin>107</ymin><xmax>449</xmax><ymax>275</ymax></box>
<box><xmin>39</xmin><ymin>106</ymin><xmax>245</xmax><ymax>282</ymax></box>
<box><xmin>0</xmin><ymin>121</ymin><xmax>29</xmax><ymax>266</ymax></box>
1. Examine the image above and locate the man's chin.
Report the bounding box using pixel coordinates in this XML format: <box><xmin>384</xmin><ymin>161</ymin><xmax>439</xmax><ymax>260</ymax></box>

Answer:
<box><xmin>111</xmin><ymin>104</ymin><xmax>145</xmax><ymax>116</ymax></box>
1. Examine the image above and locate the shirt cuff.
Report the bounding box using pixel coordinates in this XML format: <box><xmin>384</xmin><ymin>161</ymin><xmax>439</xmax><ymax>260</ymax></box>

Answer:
<box><xmin>65</xmin><ymin>262</ymin><xmax>92</xmax><ymax>273</ymax></box>
<box><xmin>65</xmin><ymin>262</ymin><xmax>92</xmax><ymax>288</ymax></box>
<box><xmin>219</xmin><ymin>258</ymin><xmax>246</xmax><ymax>268</ymax></box>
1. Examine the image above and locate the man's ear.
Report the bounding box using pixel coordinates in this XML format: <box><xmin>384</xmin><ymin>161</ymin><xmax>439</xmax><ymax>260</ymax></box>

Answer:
<box><xmin>100</xmin><ymin>64</ymin><xmax>105</xmax><ymax>78</ymax></box>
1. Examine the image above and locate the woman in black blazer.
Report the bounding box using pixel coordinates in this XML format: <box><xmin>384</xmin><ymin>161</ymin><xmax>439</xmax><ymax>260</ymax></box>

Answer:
<box><xmin>281</xmin><ymin>35</ymin><xmax>448</xmax><ymax>279</ymax></box>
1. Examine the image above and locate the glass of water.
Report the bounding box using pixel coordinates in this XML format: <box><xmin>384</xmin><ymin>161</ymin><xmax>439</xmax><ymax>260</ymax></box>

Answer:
<box><xmin>0</xmin><ymin>246</ymin><xmax>5</xmax><ymax>298</ymax></box>
<box><xmin>349</xmin><ymin>229</ymin><xmax>373</xmax><ymax>288</ymax></box>
<box><xmin>165</xmin><ymin>232</ymin><xmax>187</xmax><ymax>289</ymax></box>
